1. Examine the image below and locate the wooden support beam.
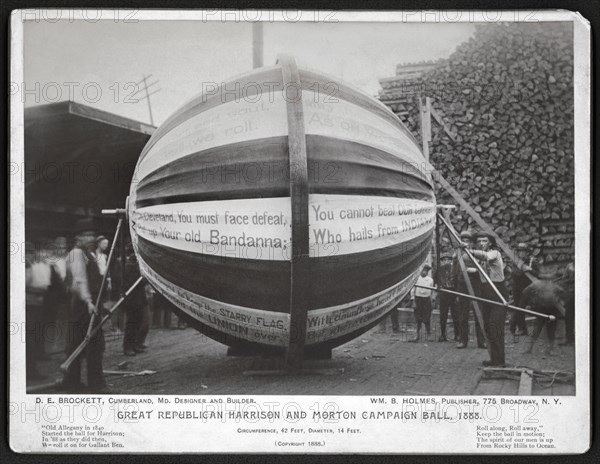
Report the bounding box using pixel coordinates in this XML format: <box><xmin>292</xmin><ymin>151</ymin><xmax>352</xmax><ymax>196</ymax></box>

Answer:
<box><xmin>481</xmin><ymin>367</ymin><xmax>535</xmax><ymax>395</ymax></box>
<box><xmin>518</xmin><ymin>369</ymin><xmax>534</xmax><ymax>395</ymax></box>
<box><xmin>278</xmin><ymin>54</ymin><xmax>310</xmax><ymax>371</ymax></box>
<box><xmin>26</xmin><ymin>379</ymin><xmax>62</xmax><ymax>394</ymax></box>
<box><xmin>434</xmin><ymin>172</ymin><xmax>539</xmax><ymax>284</ymax></box>
<box><xmin>252</xmin><ymin>22</ymin><xmax>264</xmax><ymax>69</ymax></box>
<box><xmin>419</xmin><ymin>96</ymin><xmax>432</xmax><ymax>161</ymax></box>
<box><xmin>414</xmin><ymin>285</ymin><xmax>555</xmax><ymax>320</ymax></box>
<box><xmin>439</xmin><ymin>212</ymin><xmax>507</xmax><ymax>305</ymax></box>
<box><xmin>454</xmin><ymin>239</ymin><xmax>491</xmax><ymax>351</ymax></box>
<box><xmin>430</xmin><ymin>106</ymin><xmax>457</xmax><ymax>142</ymax></box>
<box><xmin>243</xmin><ymin>368</ymin><xmax>344</xmax><ymax>377</ymax></box>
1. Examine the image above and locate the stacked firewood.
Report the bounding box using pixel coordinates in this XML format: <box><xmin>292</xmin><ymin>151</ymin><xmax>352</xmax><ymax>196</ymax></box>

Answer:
<box><xmin>380</xmin><ymin>22</ymin><xmax>574</xmax><ymax>258</ymax></box>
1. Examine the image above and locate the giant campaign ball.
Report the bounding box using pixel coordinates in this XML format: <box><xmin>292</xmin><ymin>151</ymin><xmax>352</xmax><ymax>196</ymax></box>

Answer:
<box><xmin>128</xmin><ymin>59</ymin><xmax>435</xmax><ymax>352</ymax></box>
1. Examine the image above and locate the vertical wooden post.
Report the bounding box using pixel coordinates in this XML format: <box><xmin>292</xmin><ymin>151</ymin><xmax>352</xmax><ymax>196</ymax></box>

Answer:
<box><xmin>85</xmin><ymin>218</ymin><xmax>123</xmax><ymax>337</ymax></box>
<box><xmin>278</xmin><ymin>55</ymin><xmax>309</xmax><ymax>370</ymax></box>
<box><xmin>119</xmin><ymin>217</ymin><xmax>125</xmax><ymax>298</ymax></box>
<box><xmin>142</xmin><ymin>75</ymin><xmax>155</xmax><ymax>126</ymax></box>
<box><xmin>435</xmin><ymin>213</ymin><xmax>441</xmax><ymax>282</ymax></box>
<box><xmin>420</xmin><ymin>96</ymin><xmax>432</xmax><ymax>161</ymax></box>
<box><xmin>252</xmin><ymin>23</ymin><xmax>264</xmax><ymax>69</ymax></box>
<box><xmin>420</xmin><ymin>96</ymin><xmax>434</xmax><ymax>267</ymax></box>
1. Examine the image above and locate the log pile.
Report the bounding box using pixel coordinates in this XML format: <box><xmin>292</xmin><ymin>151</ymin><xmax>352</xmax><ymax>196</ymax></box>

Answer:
<box><xmin>379</xmin><ymin>23</ymin><xmax>574</xmax><ymax>263</ymax></box>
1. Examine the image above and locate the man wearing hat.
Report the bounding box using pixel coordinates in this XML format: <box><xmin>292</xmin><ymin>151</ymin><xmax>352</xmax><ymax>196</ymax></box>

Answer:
<box><xmin>466</xmin><ymin>231</ymin><xmax>509</xmax><ymax>367</ymax></box>
<box><xmin>452</xmin><ymin>230</ymin><xmax>486</xmax><ymax>349</ymax></box>
<box><xmin>436</xmin><ymin>252</ymin><xmax>459</xmax><ymax>342</ymax></box>
<box><xmin>63</xmin><ymin>218</ymin><xmax>107</xmax><ymax>393</ymax></box>
<box><xmin>409</xmin><ymin>264</ymin><xmax>434</xmax><ymax>342</ymax></box>
<box><xmin>510</xmin><ymin>242</ymin><xmax>538</xmax><ymax>336</ymax></box>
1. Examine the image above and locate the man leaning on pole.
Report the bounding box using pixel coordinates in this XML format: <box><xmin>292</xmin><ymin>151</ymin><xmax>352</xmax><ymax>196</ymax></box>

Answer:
<box><xmin>63</xmin><ymin>218</ymin><xmax>107</xmax><ymax>393</ymax></box>
<box><xmin>462</xmin><ymin>231</ymin><xmax>508</xmax><ymax>367</ymax></box>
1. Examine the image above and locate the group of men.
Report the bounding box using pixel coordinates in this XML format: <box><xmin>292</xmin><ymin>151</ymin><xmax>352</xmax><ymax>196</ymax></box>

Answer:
<box><xmin>406</xmin><ymin>229</ymin><xmax>575</xmax><ymax>368</ymax></box>
<box><xmin>29</xmin><ymin>218</ymin><xmax>575</xmax><ymax>386</ymax></box>
<box><xmin>26</xmin><ymin>218</ymin><xmax>155</xmax><ymax>393</ymax></box>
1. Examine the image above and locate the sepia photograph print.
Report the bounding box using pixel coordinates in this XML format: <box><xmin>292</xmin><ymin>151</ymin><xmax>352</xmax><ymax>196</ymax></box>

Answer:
<box><xmin>9</xmin><ymin>9</ymin><xmax>590</xmax><ymax>454</ymax></box>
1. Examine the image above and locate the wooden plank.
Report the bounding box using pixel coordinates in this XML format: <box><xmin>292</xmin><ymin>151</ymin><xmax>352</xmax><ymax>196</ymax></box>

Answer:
<box><xmin>468</xmin><ymin>370</ymin><xmax>484</xmax><ymax>395</ymax></box>
<box><xmin>419</xmin><ymin>97</ymin><xmax>432</xmax><ymax>160</ymax></box>
<box><xmin>518</xmin><ymin>369</ymin><xmax>534</xmax><ymax>395</ymax></box>
<box><xmin>547</xmin><ymin>382</ymin><xmax>575</xmax><ymax>396</ymax></box>
<box><xmin>499</xmin><ymin>378</ymin><xmax>519</xmax><ymax>396</ymax></box>
<box><xmin>242</xmin><ymin>368</ymin><xmax>344</xmax><ymax>377</ymax></box>
<box><xmin>430</xmin><ymin>107</ymin><xmax>457</xmax><ymax>142</ymax></box>
<box><xmin>278</xmin><ymin>54</ymin><xmax>310</xmax><ymax>370</ymax></box>
<box><xmin>252</xmin><ymin>23</ymin><xmax>264</xmax><ymax>68</ymax></box>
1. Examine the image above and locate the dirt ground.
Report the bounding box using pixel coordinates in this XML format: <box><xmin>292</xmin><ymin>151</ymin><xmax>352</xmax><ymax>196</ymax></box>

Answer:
<box><xmin>29</xmin><ymin>313</ymin><xmax>575</xmax><ymax>396</ymax></box>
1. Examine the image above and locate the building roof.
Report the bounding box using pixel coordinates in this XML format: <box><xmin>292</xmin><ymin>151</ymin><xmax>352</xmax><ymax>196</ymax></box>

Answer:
<box><xmin>24</xmin><ymin>101</ymin><xmax>156</xmax><ymax>235</ymax></box>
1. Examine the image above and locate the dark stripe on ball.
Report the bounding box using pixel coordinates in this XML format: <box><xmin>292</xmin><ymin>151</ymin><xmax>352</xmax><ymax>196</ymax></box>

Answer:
<box><xmin>134</xmin><ymin>135</ymin><xmax>433</xmax><ymax>208</ymax></box>
<box><xmin>135</xmin><ymin>228</ymin><xmax>432</xmax><ymax>311</ymax></box>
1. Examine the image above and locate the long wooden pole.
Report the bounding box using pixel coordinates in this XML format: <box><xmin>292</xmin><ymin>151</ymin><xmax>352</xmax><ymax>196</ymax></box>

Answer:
<box><xmin>252</xmin><ymin>23</ymin><xmax>263</xmax><ymax>69</ymax></box>
<box><xmin>60</xmin><ymin>277</ymin><xmax>143</xmax><ymax>373</ymax></box>
<box><xmin>414</xmin><ymin>285</ymin><xmax>554</xmax><ymax>320</ymax></box>
<box><xmin>434</xmin><ymin>173</ymin><xmax>539</xmax><ymax>284</ymax></box>
<box><xmin>438</xmin><ymin>212</ymin><xmax>508</xmax><ymax>305</ymax></box>
<box><xmin>85</xmin><ymin>218</ymin><xmax>123</xmax><ymax>338</ymax></box>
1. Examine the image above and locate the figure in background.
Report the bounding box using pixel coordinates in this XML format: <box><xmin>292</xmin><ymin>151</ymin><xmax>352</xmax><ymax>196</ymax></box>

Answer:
<box><xmin>510</xmin><ymin>242</ymin><xmax>539</xmax><ymax>336</ymax></box>
<box><xmin>138</xmin><ymin>282</ymin><xmax>155</xmax><ymax>350</ymax></box>
<box><xmin>122</xmin><ymin>245</ymin><xmax>148</xmax><ymax>356</ymax></box>
<box><xmin>376</xmin><ymin>296</ymin><xmax>402</xmax><ymax>334</ymax></box>
<box><xmin>93</xmin><ymin>235</ymin><xmax>112</xmax><ymax>310</ymax></box>
<box><xmin>436</xmin><ymin>252</ymin><xmax>458</xmax><ymax>342</ymax></box>
<box><xmin>467</xmin><ymin>231</ymin><xmax>509</xmax><ymax>367</ymax></box>
<box><xmin>558</xmin><ymin>262</ymin><xmax>575</xmax><ymax>346</ymax></box>
<box><xmin>409</xmin><ymin>264</ymin><xmax>434</xmax><ymax>343</ymax></box>
<box><xmin>25</xmin><ymin>240</ymin><xmax>51</xmax><ymax>380</ymax></box>
<box><xmin>41</xmin><ymin>236</ymin><xmax>68</xmax><ymax>359</ymax></box>
<box><xmin>109</xmin><ymin>255</ymin><xmax>125</xmax><ymax>333</ymax></box>
<box><xmin>453</xmin><ymin>230</ymin><xmax>486</xmax><ymax>349</ymax></box>
<box><xmin>63</xmin><ymin>218</ymin><xmax>107</xmax><ymax>393</ymax></box>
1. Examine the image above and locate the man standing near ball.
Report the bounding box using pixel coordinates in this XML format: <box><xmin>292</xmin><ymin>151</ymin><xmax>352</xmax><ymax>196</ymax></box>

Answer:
<box><xmin>465</xmin><ymin>232</ymin><xmax>508</xmax><ymax>367</ymax></box>
<box><xmin>409</xmin><ymin>264</ymin><xmax>434</xmax><ymax>343</ymax></box>
<box><xmin>63</xmin><ymin>218</ymin><xmax>107</xmax><ymax>393</ymax></box>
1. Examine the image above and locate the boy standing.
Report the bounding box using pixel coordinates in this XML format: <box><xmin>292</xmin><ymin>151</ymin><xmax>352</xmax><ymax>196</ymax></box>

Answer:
<box><xmin>410</xmin><ymin>264</ymin><xmax>434</xmax><ymax>342</ymax></box>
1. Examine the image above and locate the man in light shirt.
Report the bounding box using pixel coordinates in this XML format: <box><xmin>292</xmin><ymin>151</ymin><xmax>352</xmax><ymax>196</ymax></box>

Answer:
<box><xmin>63</xmin><ymin>219</ymin><xmax>106</xmax><ymax>393</ymax></box>
<box><xmin>466</xmin><ymin>231</ymin><xmax>508</xmax><ymax>367</ymax></box>
<box><xmin>94</xmin><ymin>235</ymin><xmax>111</xmax><ymax>295</ymax></box>
<box><xmin>409</xmin><ymin>264</ymin><xmax>434</xmax><ymax>343</ymax></box>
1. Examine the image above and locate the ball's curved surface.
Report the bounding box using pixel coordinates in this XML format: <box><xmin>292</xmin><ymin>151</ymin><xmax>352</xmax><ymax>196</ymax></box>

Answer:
<box><xmin>128</xmin><ymin>61</ymin><xmax>435</xmax><ymax>350</ymax></box>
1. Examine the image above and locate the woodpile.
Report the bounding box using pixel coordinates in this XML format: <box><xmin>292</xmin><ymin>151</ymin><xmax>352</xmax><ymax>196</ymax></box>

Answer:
<box><xmin>379</xmin><ymin>23</ymin><xmax>574</xmax><ymax>261</ymax></box>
